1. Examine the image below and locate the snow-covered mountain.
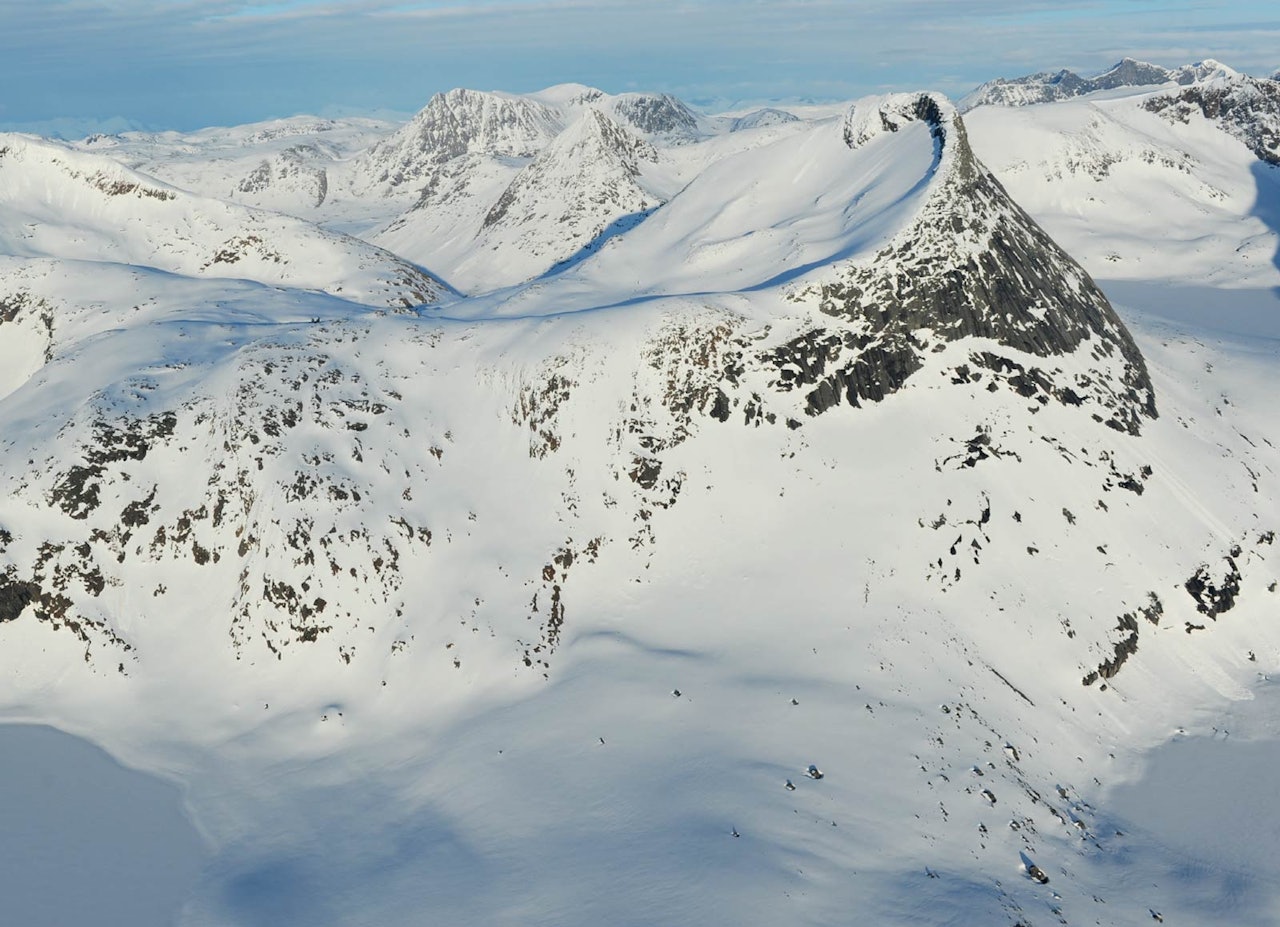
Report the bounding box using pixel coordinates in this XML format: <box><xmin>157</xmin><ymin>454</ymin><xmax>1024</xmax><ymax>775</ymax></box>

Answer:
<box><xmin>964</xmin><ymin>59</ymin><xmax>1280</xmax><ymax>293</ymax></box>
<box><xmin>960</xmin><ymin>57</ymin><xmax>1240</xmax><ymax>110</ymax></box>
<box><xmin>0</xmin><ymin>134</ymin><xmax>448</xmax><ymax>308</ymax></box>
<box><xmin>730</xmin><ymin>107</ymin><xmax>801</xmax><ymax>131</ymax></box>
<box><xmin>349</xmin><ymin>88</ymin><xmax>565</xmax><ymax>200</ymax></box>
<box><xmin>2</xmin><ymin>78</ymin><xmax>1280</xmax><ymax>927</ymax></box>
<box><xmin>360</xmin><ymin>85</ymin><xmax>760</xmax><ymax>291</ymax></box>
<box><xmin>74</xmin><ymin>115</ymin><xmax>400</xmax><ymax>224</ymax></box>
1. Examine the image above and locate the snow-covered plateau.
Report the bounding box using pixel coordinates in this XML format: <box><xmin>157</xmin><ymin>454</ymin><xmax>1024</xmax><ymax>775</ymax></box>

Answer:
<box><xmin>1</xmin><ymin>63</ymin><xmax>1279</xmax><ymax>926</ymax></box>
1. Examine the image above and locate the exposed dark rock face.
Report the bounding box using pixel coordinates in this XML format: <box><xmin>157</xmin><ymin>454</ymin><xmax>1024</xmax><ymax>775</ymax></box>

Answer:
<box><xmin>1094</xmin><ymin>58</ymin><xmax>1181</xmax><ymax>91</ymax></box>
<box><xmin>48</xmin><ymin>413</ymin><xmax>178</xmax><ymax>519</ymax></box>
<box><xmin>730</xmin><ymin>109</ymin><xmax>799</xmax><ymax>132</ymax></box>
<box><xmin>0</xmin><ymin>91</ymin><xmax>1172</xmax><ymax>681</ymax></box>
<box><xmin>1185</xmin><ymin>549</ymin><xmax>1243</xmax><ymax>618</ymax></box>
<box><xmin>1082</xmin><ymin>593</ymin><xmax>1162</xmax><ymax>686</ymax></box>
<box><xmin>962</xmin><ymin>69</ymin><xmax>1088</xmax><ymax>109</ymax></box>
<box><xmin>770</xmin><ymin>95</ymin><xmax>1156</xmax><ymax>432</ymax></box>
<box><xmin>407</xmin><ymin>89</ymin><xmax>561</xmax><ymax>162</ymax></box>
<box><xmin>1143</xmin><ymin>78</ymin><xmax>1280</xmax><ymax>164</ymax></box>
<box><xmin>0</xmin><ymin>575</ymin><xmax>40</xmax><ymax>623</ymax></box>
<box><xmin>235</xmin><ymin>144</ymin><xmax>330</xmax><ymax>207</ymax></box>
<box><xmin>762</xmin><ymin>330</ymin><xmax>924</xmax><ymax>416</ymax></box>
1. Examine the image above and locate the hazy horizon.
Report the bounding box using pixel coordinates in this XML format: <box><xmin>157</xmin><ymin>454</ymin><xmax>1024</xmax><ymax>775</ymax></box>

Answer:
<box><xmin>2</xmin><ymin>0</ymin><xmax>1278</xmax><ymax>136</ymax></box>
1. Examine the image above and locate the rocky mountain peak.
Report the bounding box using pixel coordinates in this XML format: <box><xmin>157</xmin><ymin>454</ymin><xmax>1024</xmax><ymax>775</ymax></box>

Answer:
<box><xmin>477</xmin><ymin>108</ymin><xmax>658</xmax><ymax>270</ymax></box>
<box><xmin>1143</xmin><ymin>70</ymin><xmax>1280</xmax><ymax>164</ymax></box>
<box><xmin>1172</xmin><ymin>59</ymin><xmax>1239</xmax><ymax>84</ymax></box>
<box><xmin>1092</xmin><ymin>57</ymin><xmax>1175</xmax><ymax>90</ymax></box>
<box><xmin>3</xmin><ymin>72</ymin><xmax>1280</xmax><ymax>927</ymax></box>
<box><xmin>783</xmin><ymin>93</ymin><xmax>1155</xmax><ymax>431</ymax></box>
<box><xmin>961</xmin><ymin>57</ymin><xmax>1264</xmax><ymax>114</ymax></box>
<box><xmin>410</xmin><ymin>88</ymin><xmax>564</xmax><ymax>160</ymax></box>
<box><xmin>353</xmin><ymin>88</ymin><xmax>563</xmax><ymax>194</ymax></box>
<box><xmin>571</xmin><ymin>108</ymin><xmax>658</xmax><ymax>170</ymax></box>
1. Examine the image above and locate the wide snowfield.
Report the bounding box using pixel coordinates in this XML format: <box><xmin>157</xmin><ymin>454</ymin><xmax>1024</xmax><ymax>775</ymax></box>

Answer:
<box><xmin>0</xmin><ymin>724</ymin><xmax>207</xmax><ymax>927</ymax></box>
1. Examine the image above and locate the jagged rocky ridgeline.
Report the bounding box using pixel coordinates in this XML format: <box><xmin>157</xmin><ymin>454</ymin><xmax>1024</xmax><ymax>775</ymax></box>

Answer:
<box><xmin>959</xmin><ymin>57</ymin><xmax>1249</xmax><ymax>110</ymax></box>
<box><xmin>757</xmin><ymin>93</ymin><xmax>1155</xmax><ymax>434</ymax></box>
<box><xmin>1142</xmin><ymin>74</ymin><xmax>1280</xmax><ymax>165</ymax></box>
<box><xmin>0</xmin><ymin>134</ymin><xmax>450</xmax><ymax>308</ymax></box>
<box><xmin>962</xmin><ymin>56</ymin><xmax>1280</xmax><ymax>166</ymax></box>
<box><xmin>363</xmin><ymin>86</ymin><xmax>705</xmax><ymax>290</ymax></box>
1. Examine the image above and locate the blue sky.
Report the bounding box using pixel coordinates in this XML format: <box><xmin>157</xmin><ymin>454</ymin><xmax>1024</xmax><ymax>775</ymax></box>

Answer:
<box><xmin>2</xmin><ymin>0</ymin><xmax>1278</xmax><ymax>134</ymax></box>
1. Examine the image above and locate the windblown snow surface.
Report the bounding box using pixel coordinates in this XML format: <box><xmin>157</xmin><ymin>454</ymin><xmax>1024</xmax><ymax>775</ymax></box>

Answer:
<box><xmin>964</xmin><ymin>60</ymin><xmax>1280</xmax><ymax>291</ymax></box>
<box><xmin>0</xmin><ymin>78</ymin><xmax>1279</xmax><ymax>927</ymax></box>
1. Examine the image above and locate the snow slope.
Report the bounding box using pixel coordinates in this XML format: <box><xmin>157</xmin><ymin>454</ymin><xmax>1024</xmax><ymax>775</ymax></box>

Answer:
<box><xmin>0</xmin><ymin>134</ymin><xmax>449</xmax><ymax>308</ymax></box>
<box><xmin>75</xmin><ymin>115</ymin><xmax>401</xmax><ymax>229</ymax></box>
<box><xmin>965</xmin><ymin>66</ymin><xmax>1280</xmax><ymax>290</ymax></box>
<box><xmin>365</xmin><ymin>85</ymin><xmax>807</xmax><ymax>293</ymax></box>
<box><xmin>0</xmin><ymin>88</ymin><xmax>1278</xmax><ymax>927</ymax></box>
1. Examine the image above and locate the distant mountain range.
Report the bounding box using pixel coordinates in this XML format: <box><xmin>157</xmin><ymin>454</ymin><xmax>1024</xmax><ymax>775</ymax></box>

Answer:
<box><xmin>959</xmin><ymin>56</ymin><xmax>1258</xmax><ymax>109</ymax></box>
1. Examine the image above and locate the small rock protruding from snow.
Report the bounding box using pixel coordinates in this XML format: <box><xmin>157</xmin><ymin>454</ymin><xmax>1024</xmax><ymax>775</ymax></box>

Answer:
<box><xmin>671</xmin><ymin>688</ymin><xmax>681</xmax><ymax>698</ymax></box>
<box><xmin>981</xmin><ymin>788</ymin><xmax>997</xmax><ymax>805</ymax></box>
<box><xmin>784</xmin><ymin>779</ymin><xmax>796</xmax><ymax>791</ymax></box>
<box><xmin>806</xmin><ymin>764</ymin><xmax>824</xmax><ymax>780</ymax></box>
<box><xmin>1002</xmin><ymin>741</ymin><xmax>1020</xmax><ymax>762</ymax></box>
<box><xmin>970</xmin><ymin>765</ymin><xmax>984</xmax><ymax>777</ymax></box>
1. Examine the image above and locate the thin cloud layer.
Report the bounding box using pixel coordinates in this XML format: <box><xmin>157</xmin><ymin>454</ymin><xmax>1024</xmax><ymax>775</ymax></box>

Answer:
<box><xmin>2</xmin><ymin>0</ymin><xmax>1278</xmax><ymax>133</ymax></box>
